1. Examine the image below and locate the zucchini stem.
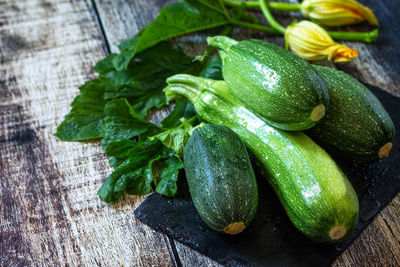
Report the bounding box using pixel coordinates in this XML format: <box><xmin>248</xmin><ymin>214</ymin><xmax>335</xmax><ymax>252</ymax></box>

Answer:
<box><xmin>223</xmin><ymin>222</ymin><xmax>246</xmax><ymax>234</ymax></box>
<box><xmin>310</xmin><ymin>104</ymin><xmax>326</xmax><ymax>122</ymax></box>
<box><xmin>378</xmin><ymin>142</ymin><xmax>392</xmax><ymax>158</ymax></box>
<box><xmin>329</xmin><ymin>225</ymin><xmax>347</xmax><ymax>240</ymax></box>
<box><xmin>164</xmin><ymin>75</ymin><xmax>206</xmax><ymax>104</ymax></box>
<box><xmin>207</xmin><ymin>35</ymin><xmax>239</xmax><ymax>52</ymax></box>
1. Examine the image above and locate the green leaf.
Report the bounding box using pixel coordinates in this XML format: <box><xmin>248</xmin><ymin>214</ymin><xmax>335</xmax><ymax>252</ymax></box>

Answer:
<box><xmin>98</xmin><ymin>138</ymin><xmax>165</xmax><ymax>202</ymax></box>
<box><xmin>105</xmin><ymin>138</ymin><xmax>162</xmax><ymax>169</ymax></box>
<box><xmin>56</xmin><ymin>42</ymin><xmax>196</xmax><ymax>141</ymax></box>
<box><xmin>155</xmin><ymin>156</ymin><xmax>183</xmax><ymax>197</ymax></box>
<box><xmin>198</xmin><ymin>57</ymin><xmax>223</xmax><ymax>80</ymax></box>
<box><xmin>112</xmin><ymin>0</ymin><xmax>229</xmax><ymax>70</ymax></box>
<box><xmin>161</xmin><ymin>98</ymin><xmax>196</xmax><ymax>128</ymax></box>
<box><xmin>150</xmin><ymin>126</ymin><xmax>191</xmax><ymax>159</ymax></box>
<box><xmin>111</xmin><ymin>36</ymin><xmax>141</xmax><ymax>73</ymax></box>
<box><xmin>98</xmin><ymin>138</ymin><xmax>183</xmax><ymax>202</ymax></box>
<box><xmin>105</xmin><ymin>42</ymin><xmax>195</xmax><ymax>117</ymax></box>
<box><xmin>197</xmin><ymin>0</ymin><xmax>229</xmax><ymax>17</ymax></box>
<box><xmin>101</xmin><ymin>98</ymin><xmax>162</xmax><ymax>148</ymax></box>
<box><xmin>132</xmin><ymin>91</ymin><xmax>166</xmax><ymax>118</ymax></box>
<box><xmin>94</xmin><ymin>53</ymin><xmax>118</xmax><ymax>74</ymax></box>
<box><xmin>55</xmin><ymin>78</ymin><xmax>110</xmax><ymax>141</ymax></box>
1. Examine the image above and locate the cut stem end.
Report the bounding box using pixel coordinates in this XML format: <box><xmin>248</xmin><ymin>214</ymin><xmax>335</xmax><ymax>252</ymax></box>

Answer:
<box><xmin>310</xmin><ymin>104</ymin><xmax>326</xmax><ymax>122</ymax></box>
<box><xmin>379</xmin><ymin>142</ymin><xmax>393</xmax><ymax>158</ymax></box>
<box><xmin>329</xmin><ymin>225</ymin><xmax>347</xmax><ymax>240</ymax></box>
<box><xmin>223</xmin><ymin>222</ymin><xmax>246</xmax><ymax>234</ymax></box>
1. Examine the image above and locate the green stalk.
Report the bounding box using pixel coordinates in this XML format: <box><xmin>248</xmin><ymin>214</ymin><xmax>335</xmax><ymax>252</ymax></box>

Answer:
<box><xmin>227</xmin><ymin>19</ymin><xmax>376</xmax><ymax>42</ymax></box>
<box><xmin>329</xmin><ymin>29</ymin><xmax>378</xmax><ymax>43</ymax></box>
<box><xmin>226</xmin><ymin>1</ymin><xmax>377</xmax><ymax>43</ymax></box>
<box><xmin>258</xmin><ymin>0</ymin><xmax>286</xmax><ymax>34</ymax></box>
<box><xmin>224</xmin><ymin>0</ymin><xmax>301</xmax><ymax>11</ymax></box>
<box><xmin>229</xmin><ymin>19</ymin><xmax>280</xmax><ymax>34</ymax></box>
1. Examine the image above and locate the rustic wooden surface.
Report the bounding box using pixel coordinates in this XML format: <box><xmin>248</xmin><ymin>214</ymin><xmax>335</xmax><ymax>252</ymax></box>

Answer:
<box><xmin>0</xmin><ymin>0</ymin><xmax>399</xmax><ymax>266</ymax></box>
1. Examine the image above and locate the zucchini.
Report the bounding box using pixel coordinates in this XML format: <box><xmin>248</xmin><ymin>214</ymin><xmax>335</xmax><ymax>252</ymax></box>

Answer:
<box><xmin>308</xmin><ymin>66</ymin><xmax>395</xmax><ymax>162</ymax></box>
<box><xmin>165</xmin><ymin>74</ymin><xmax>359</xmax><ymax>243</ymax></box>
<box><xmin>183</xmin><ymin>124</ymin><xmax>258</xmax><ymax>234</ymax></box>
<box><xmin>207</xmin><ymin>36</ymin><xmax>329</xmax><ymax>131</ymax></box>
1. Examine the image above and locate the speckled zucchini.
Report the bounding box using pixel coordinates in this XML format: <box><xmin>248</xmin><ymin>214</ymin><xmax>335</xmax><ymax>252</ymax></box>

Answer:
<box><xmin>308</xmin><ymin>66</ymin><xmax>395</xmax><ymax>162</ymax></box>
<box><xmin>165</xmin><ymin>74</ymin><xmax>359</xmax><ymax>243</ymax></box>
<box><xmin>183</xmin><ymin>124</ymin><xmax>258</xmax><ymax>234</ymax></box>
<box><xmin>207</xmin><ymin>36</ymin><xmax>329</xmax><ymax>131</ymax></box>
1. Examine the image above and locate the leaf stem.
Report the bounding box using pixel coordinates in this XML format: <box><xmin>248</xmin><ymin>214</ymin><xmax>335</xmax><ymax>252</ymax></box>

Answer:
<box><xmin>258</xmin><ymin>0</ymin><xmax>286</xmax><ymax>34</ymax></box>
<box><xmin>328</xmin><ymin>29</ymin><xmax>378</xmax><ymax>43</ymax></box>
<box><xmin>219</xmin><ymin>24</ymin><xmax>234</xmax><ymax>36</ymax></box>
<box><xmin>227</xmin><ymin>1</ymin><xmax>377</xmax><ymax>43</ymax></box>
<box><xmin>224</xmin><ymin>0</ymin><xmax>301</xmax><ymax>12</ymax></box>
<box><xmin>229</xmin><ymin>19</ymin><xmax>280</xmax><ymax>34</ymax></box>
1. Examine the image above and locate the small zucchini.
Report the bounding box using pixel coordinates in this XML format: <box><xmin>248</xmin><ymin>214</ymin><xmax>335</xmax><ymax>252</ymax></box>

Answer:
<box><xmin>308</xmin><ymin>66</ymin><xmax>395</xmax><ymax>162</ymax></box>
<box><xmin>165</xmin><ymin>74</ymin><xmax>359</xmax><ymax>243</ymax></box>
<box><xmin>208</xmin><ymin>36</ymin><xmax>329</xmax><ymax>131</ymax></box>
<box><xmin>183</xmin><ymin>124</ymin><xmax>258</xmax><ymax>234</ymax></box>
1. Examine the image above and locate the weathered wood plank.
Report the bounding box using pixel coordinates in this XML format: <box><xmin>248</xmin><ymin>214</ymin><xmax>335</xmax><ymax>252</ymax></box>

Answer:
<box><xmin>93</xmin><ymin>0</ymin><xmax>177</xmax><ymax>53</ymax></box>
<box><xmin>0</xmin><ymin>0</ymin><xmax>175</xmax><ymax>266</ymax></box>
<box><xmin>333</xmin><ymin>194</ymin><xmax>400</xmax><ymax>267</ymax></box>
<box><xmin>1</xmin><ymin>0</ymin><xmax>398</xmax><ymax>266</ymax></box>
<box><xmin>93</xmin><ymin>0</ymin><xmax>400</xmax><ymax>266</ymax></box>
<box><xmin>175</xmin><ymin>243</ymin><xmax>221</xmax><ymax>267</ymax></box>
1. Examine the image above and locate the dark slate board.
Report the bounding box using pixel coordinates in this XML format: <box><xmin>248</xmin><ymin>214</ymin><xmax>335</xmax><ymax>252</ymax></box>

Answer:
<box><xmin>135</xmin><ymin>84</ymin><xmax>400</xmax><ymax>267</ymax></box>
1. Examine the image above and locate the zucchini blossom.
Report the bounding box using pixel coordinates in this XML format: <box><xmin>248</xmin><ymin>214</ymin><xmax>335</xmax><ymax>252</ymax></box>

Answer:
<box><xmin>285</xmin><ymin>21</ymin><xmax>358</xmax><ymax>63</ymax></box>
<box><xmin>301</xmin><ymin>0</ymin><xmax>378</xmax><ymax>27</ymax></box>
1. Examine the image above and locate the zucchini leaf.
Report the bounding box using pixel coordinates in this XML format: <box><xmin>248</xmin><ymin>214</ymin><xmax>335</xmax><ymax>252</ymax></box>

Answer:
<box><xmin>96</xmin><ymin>55</ymin><xmax>222</xmax><ymax>202</ymax></box>
<box><xmin>150</xmin><ymin>119</ymin><xmax>194</xmax><ymax>159</ymax></box>
<box><xmin>98</xmin><ymin>129</ymin><xmax>186</xmax><ymax>202</ymax></box>
<box><xmin>161</xmin><ymin>98</ymin><xmax>196</xmax><ymax>128</ymax></box>
<box><xmin>98</xmin><ymin>100</ymin><xmax>191</xmax><ymax>202</ymax></box>
<box><xmin>198</xmin><ymin>57</ymin><xmax>223</xmax><ymax>80</ymax></box>
<box><xmin>196</xmin><ymin>0</ymin><xmax>229</xmax><ymax>18</ymax></box>
<box><xmin>101</xmin><ymin>99</ymin><xmax>162</xmax><ymax>148</ymax></box>
<box><xmin>54</xmin><ymin>78</ymin><xmax>111</xmax><ymax>141</ymax></box>
<box><xmin>155</xmin><ymin>155</ymin><xmax>183</xmax><ymax>197</ymax></box>
<box><xmin>56</xmin><ymin>42</ymin><xmax>193</xmax><ymax>141</ymax></box>
<box><xmin>98</xmin><ymin>138</ymin><xmax>168</xmax><ymax>202</ymax></box>
<box><xmin>56</xmin><ymin>0</ymin><xmax>227</xmax><ymax>202</ymax></box>
<box><xmin>112</xmin><ymin>0</ymin><xmax>230</xmax><ymax>71</ymax></box>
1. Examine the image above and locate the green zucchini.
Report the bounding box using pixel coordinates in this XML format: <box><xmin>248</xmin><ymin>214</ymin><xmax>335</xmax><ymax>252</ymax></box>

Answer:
<box><xmin>207</xmin><ymin>36</ymin><xmax>329</xmax><ymax>131</ymax></box>
<box><xmin>308</xmin><ymin>66</ymin><xmax>395</xmax><ymax>162</ymax></box>
<box><xmin>165</xmin><ymin>74</ymin><xmax>359</xmax><ymax>243</ymax></box>
<box><xmin>183</xmin><ymin>124</ymin><xmax>258</xmax><ymax>234</ymax></box>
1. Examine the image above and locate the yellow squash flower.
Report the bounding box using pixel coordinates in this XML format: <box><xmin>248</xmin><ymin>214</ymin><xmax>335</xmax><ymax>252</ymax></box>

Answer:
<box><xmin>285</xmin><ymin>20</ymin><xmax>358</xmax><ymax>63</ymax></box>
<box><xmin>301</xmin><ymin>0</ymin><xmax>378</xmax><ymax>27</ymax></box>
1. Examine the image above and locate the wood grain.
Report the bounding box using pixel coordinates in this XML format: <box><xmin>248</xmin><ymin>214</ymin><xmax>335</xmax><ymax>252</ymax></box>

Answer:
<box><xmin>0</xmin><ymin>0</ymin><xmax>176</xmax><ymax>266</ymax></box>
<box><xmin>0</xmin><ymin>0</ymin><xmax>399</xmax><ymax>266</ymax></box>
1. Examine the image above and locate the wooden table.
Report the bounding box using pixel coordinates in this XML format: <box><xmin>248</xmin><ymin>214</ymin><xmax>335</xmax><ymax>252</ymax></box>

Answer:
<box><xmin>1</xmin><ymin>0</ymin><xmax>399</xmax><ymax>266</ymax></box>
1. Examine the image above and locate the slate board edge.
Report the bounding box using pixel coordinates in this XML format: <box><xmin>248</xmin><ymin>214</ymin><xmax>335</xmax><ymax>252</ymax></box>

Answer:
<box><xmin>134</xmin><ymin>189</ymin><xmax>391</xmax><ymax>267</ymax></box>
